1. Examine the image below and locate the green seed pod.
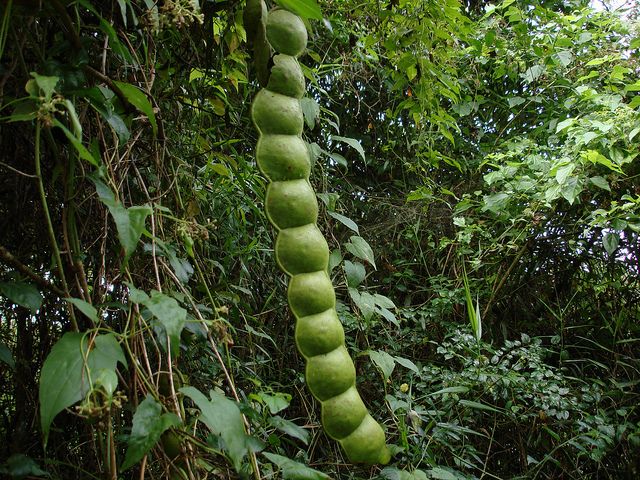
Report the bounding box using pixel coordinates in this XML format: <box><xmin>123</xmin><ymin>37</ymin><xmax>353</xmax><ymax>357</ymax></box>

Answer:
<box><xmin>267</xmin><ymin>54</ymin><xmax>306</xmax><ymax>99</ymax></box>
<box><xmin>276</xmin><ymin>224</ymin><xmax>329</xmax><ymax>275</ymax></box>
<box><xmin>265</xmin><ymin>180</ymin><xmax>318</xmax><ymax>230</ymax></box>
<box><xmin>288</xmin><ymin>271</ymin><xmax>335</xmax><ymax>317</ymax></box>
<box><xmin>305</xmin><ymin>346</ymin><xmax>356</xmax><ymax>401</ymax></box>
<box><xmin>250</xmin><ymin>6</ymin><xmax>390</xmax><ymax>465</ymax></box>
<box><xmin>321</xmin><ymin>386</ymin><xmax>368</xmax><ymax>439</ymax></box>
<box><xmin>256</xmin><ymin>134</ymin><xmax>310</xmax><ymax>181</ymax></box>
<box><xmin>340</xmin><ymin>414</ymin><xmax>391</xmax><ymax>465</ymax></box>
<box><xmin>266</xmin><ymin>9</ymin><xmax>308</xmax><ymax>57</ymax></box>
<box><xmin>295</xmin><ymin>308</ymin><xmax>345</xmax><ymax>358</ymax></box>
<box><xmin>252</xmin><ymin>89</ymin><xmax>303</xmax><ymax>135</ymax></box>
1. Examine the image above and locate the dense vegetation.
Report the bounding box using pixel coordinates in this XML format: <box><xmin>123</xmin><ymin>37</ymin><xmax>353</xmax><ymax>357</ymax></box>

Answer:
<box><xmin>0</xmin><ymin>0</ymin><xmax>638</xmax><ymax>479</ymax></box>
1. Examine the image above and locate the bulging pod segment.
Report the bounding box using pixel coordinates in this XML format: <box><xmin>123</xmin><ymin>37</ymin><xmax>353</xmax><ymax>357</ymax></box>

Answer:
<box><xmin>295</xmin><ymin>308</ymin><xmax>345</xmax><ymax>358</ymax></box>
<box><xmin>256</xmin><ymin>134</ymin><xmax>310</xmax><ymax>181</ymax></box>
<box><xmin>276</xmin><ymin>224</ymin><xmax>329</xmax><ymax>275</ymax></box>
<box><xmin>339</xmin><ymin>414</ymin><xmax>391</xmax><ymax>465</ymax></box>
<box><xmin>305</xmin><ymin>346</ymin><xmax>356</xmax><ymax>401</ymax></box>
<box><xmin>265</xmin><ymin>179</ymin><xmax>318</xmax><ymax>230</ymax></box>
<box><xmin>266</xmin><ymin>9</ymin><xmax>308</xmax><ymax>57</ymax></box>
<box><xmin>321</xmin><ymin>386</ymin><xmax>368</xmax><ymax>440</ymax></box>
<box><xmin>251</xmin><ymin>89</ymin><xmax>303</xmax><ymax>135</ymax></box>
<box><xmin>288</xmin><ymin>271</ymin><xmax>335</xmax><ymax>317</ymax></box>
<box><xmin>267</xmin><ymin>54</ymin><xmax>306</xmax><ymax>99</ymax></box>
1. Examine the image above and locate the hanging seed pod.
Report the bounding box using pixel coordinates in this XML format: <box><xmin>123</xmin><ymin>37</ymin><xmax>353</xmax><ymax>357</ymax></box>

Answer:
<box><xmin>248</xmin><ymin>1</ymin><xmax>391</xmax><ymax>465</ymax></box>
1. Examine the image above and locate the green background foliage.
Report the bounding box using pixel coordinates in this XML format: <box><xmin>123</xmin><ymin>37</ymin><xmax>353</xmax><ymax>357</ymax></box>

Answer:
<box><xmin>0</xmin><ymin>0</ymin><xmax>638</xmax><ymax>478</ymax></box>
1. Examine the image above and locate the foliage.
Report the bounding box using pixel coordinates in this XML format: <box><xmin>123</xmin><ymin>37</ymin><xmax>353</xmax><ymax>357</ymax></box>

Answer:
<box><xmin>0</xmin><ymin>0</ymin><xmax>638</xmax><ymax>479</ymax></box>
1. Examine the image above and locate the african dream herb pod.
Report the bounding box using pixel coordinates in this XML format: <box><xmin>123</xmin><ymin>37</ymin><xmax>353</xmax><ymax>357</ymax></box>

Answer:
<box><xmin>248</xmin><ymin>3</ymin><xmax>391</xmax><ymax>465</ymax></box>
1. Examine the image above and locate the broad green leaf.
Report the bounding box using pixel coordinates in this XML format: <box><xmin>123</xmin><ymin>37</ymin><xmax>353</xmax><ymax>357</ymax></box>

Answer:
<box><xmin>181</xmin><ymin>387</ymin><xmax>255</xmax><ymax>472</ymax></box>
<box><xmin>344</xmin><ymin>260</ymin><xmax>366</xmax><ymax>288</ymax></box>
<box><xmin>0</xmin><ymin>341</ymin><xmax>15</xmax><ymax>370</ymax></box>
<box><xmin>345</xmin><ymin>236</ymin><xmax>376</xmax><ymax>269</ymax></box>
<box><xmin>52</xmin><ymin>119</ymin><xmax>100</xmax><ymax>166</ymax></box>
<box><xmin>581</xmin><ymin>150</ymin><xmax>623</xmax><ymax>173</ymax></box>
<box><xmin>275</xmin><ymin>0</ymin><xmax>322</xmax><ymax>20</ymax></box>
<box><xmin>40</xmin><ymin>332</ymin><xmax>124</xmax><ymax>443</ymax></box>
<box><xmin>482</xmin><ymin>192</ymin><xmax>509</xmax><ymax>214</ymax></box>
<box><xmin>332</xmin><ymin>135</ymin><xmax>366</xmax><ymax>162</ymax></box>
<box><xmin>113</xmin><ymin>81</ymin><xmax>157</xmax><ymax>136</ymax></box>
<box><xmin>379</xmin><ymin>307</ymin><xmax>400</xmax><ymax>327</ymax></box>
<box><xmin>428</xmin><ymin>386</ymin><xmax>469</xmax><ymax>396</ymax></box>
<box><xmin>66</xmin><ymin>298</ymin><xmax>99</xmax><ymax>323</ymax></box>
<box><xmin>31</xmin><ymin>72</ymin><xmax>59</xmax><ymax>100</ymax></box>
<box><xmin>263</xmin><ymin>452</ymin><xmax>331</xmax><ymax>480</ymax></box>
<box><xmin>603</xmin><ymin>232</ymin><xmax>619</xmax><ymax>255</ymax></box>
<box><xmin>507</xmin><ymin>96</ymin><xmax>526</xmax><ymax>108</ymax></box>
<box><xmin>522</xmin><ymin>65</ymin><xmax>544</xmax><ymax>83</ymax></box>
<box><xmin>0</xmin><ymin>281</ymin><xmax>42</xmax><ymax>312</ymax></box>
<box><xmin>93</xmin><ymin>178</ymin><xmax>152</xmax><ymax>260</ymax></box>
<box><xmin>328</xmin><ymin>249</ymin><xmax>342</xmax><ymax>272</ymax></box>
<box><xmin>555</xmin><ymin>164</ymin><xmax>575</xmax><ymax>185</ymax></box>
<box><xmin>327</xmin><ymin>211</ymin><xmax>359</xmax><ymax>233</ymax></box>
<box><xmin>373</xmin><ymin>293</ymin><xmax>396</xmax><ymax>309</ymax></box>
<box><xmin>144</xmin><ymin>292</ymin><xmax>186</xmax><ymax>358</ymax></box>
<box><xmin>590</xmin><ymin>176</ymin><xmax>611</xmax><ymax>191</ymax></box>
<box><xmin>121</xmin><ymin>395</ymin><xmax>181</xmax><ymax>470</ymax></box>
<box><xmin>269</xmin><ymin>416</ymin><xmax>309</xmax><ymax>445</ymax></box>
<box><xmin>300</xmin><ymin>97</ymin><xmax>320</xmax><ymax>130</ymax></box>
<box><xmin>369</xmin><ymin>350</ymin><xmax>395</xmax><ymax>380</ymax></box>
<box><xmin>560</xmin><ymin>177</ymin><xmax>582</xmax><ymax>205</ymax></box>
<box><xmin>349</xmin><ymin>288</ymin><xmax>375</xmax><ymax>321</ymax></box>
<box><xmin>258</xmin><ymin>392</ymin><xmax>290</xmax><ymax>414</ymax></box>
<box><xmin>459</xmin><ymin>399</ymin><xmax>501</xmax><ymax>413</ymax></box>
<box><xmin>394</xmin><ymin>356</ymin><xmax>419</xmax><ymax>374</ymax></box>
<box><xmin>39</xmin><ymin>332</ymin><xmax>126</xmax><ymax>446</ymax></box>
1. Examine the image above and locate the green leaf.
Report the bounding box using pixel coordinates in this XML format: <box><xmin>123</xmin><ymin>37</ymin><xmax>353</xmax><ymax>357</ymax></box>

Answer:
<box><xmin>274</xmin><ymin>0</ymin><xmax>323</xmax><ymax>20</ymax></box>
<box><xmin>258</xmin><ymin>392</ymin><xmax>291</xmax><ymax>414</ymax></box>
<box><xmin>555</xmin><ymin>163</ymin><xmax>575</xmax><ymax>185</ymax></box>
<box><xmin>121</xmin><ymin>395</ymin><xmax>181</xmax><ymax>470</ymax></box>
<box><xmin>603</xmin><ymin>232</ymin><xmax>619</xmax><ymax>255</ymax></box>
<box><xmin>428</xmin><ymin>386</ymin><xmax>469</xmax><ymax>396</ymax></box>
<box><xmin>459</xmin><ymin>399</ymin><xmax>501</xmax><ymax>413</ymax></box>
<box><xmin>31</xmin><ymin>72</ymin><xmax>59</xmax><ymax>100</ymax></box>
<box><xmin>344</xmin><ymin>260</ymin><xmax>366</xmax><ymax>288</ymax></box>
<box><xmin>144</xmin><ymin>292</ymin><xmax>186</xmax><ymax>358</ymax></box>
<box><xmin>344</xmin><ymin>236</ymin><xmax>376</xmax><ymax>269</ymax></box>
<box><xmin>393</xmin><ymin>356</ymin><xmax>419</xmax><ymax>374</ymax></box>
<box><xmin>38</xmin><ymin>332</ymin><xmax>127</xmax><ymax>446</ymax></box>
<box><xmin>263</xmin><ymin>452</ymin><xmax>331</xmax><ymax>480</ymax></box>
<box><xmin>52</xmin><ymin>119</ymin><xmax>100</xmax><ymax>166</ymax></box>
<box><xmin>269</xmin><ymin>416</ymin><xmax>309</xmax><ymax>445</ymax></box>
<box><xmin>0</xmin><ymin>281</ymin><xmax>42</xmax><ymax>312</ymax></box>
<box><xmin>369</xmin><ymin>350</ymin><xmax>395</xmax><ymax>380</ymax></box>
<box><xmin>39</xmin><ymin>332</ymin><xmax>126</xmax><ymax>446</ymax></box>
<box><xmin>66</xmin><ymin>298</ymin><xmax>99</xmax><ymax>323</ymax></box>
<box><xmin>328</xmin><ymin>249</ymin><xmax>342</xmax><ymax>273</ymax></box>
<box><xmin>332</xmin><ymin>135</ymin><xmax>366</xmax><ymax>162</ymax></box>
<box><xmin>113</xmin><ymin>81</ymin><xmax>157</xmax><ymax>136</ymax></box>
<box><xmin>300</xmin><ymin>97</ymin><xmax>320</xmax><ymax>130</ymax></box>
<box><xmin>0</xmin><ymin>341</ymin><xmax>15</xmax><ymax>370</ymax></box>
<box><xmin>327</xmin><ymin>211</ymin><xmax>359</xmax><ymax>233</ymax></box>
<box><xmin>590</xmin><ymin>176</ymin><xmax>611</xmax><ymax>191</ymax></box>
<box><xmin>581</xmin><ymin>150</ymin><xmax>623</xmax><ymax>173</ymax></box>
<box><xmin>181</xmin><ymin>387</ymin><xmax>256</xmax><ymax>472</ymax></box>
<box><xmin>349</xmin><ymin>288</ymin><xmax>375</xmax><ymax>321</ymax></box>
<box><xmin>93</xmin><ymin>178</ymin><xmax>151</xmax><ymax>259</ymax></box>
<box><xmin>522</xmin><ymin>65</ymin><xmax>545</xmax><ymax>83</ymax></box>
<box><xmin>560</xmin><ymin>177</ymin><xmax>581</xmax><ymax>204</ymax></box>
